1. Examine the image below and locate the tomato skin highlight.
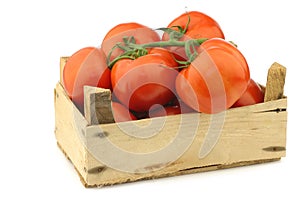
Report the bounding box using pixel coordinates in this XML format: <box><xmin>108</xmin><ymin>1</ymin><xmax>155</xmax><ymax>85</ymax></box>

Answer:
<box><xmin>101</xmin><ymin>22</ymin><xmax>160</xmax><ymax>61</ymax></box>
<box><xmin>175</xmin><ymin>38</ymin><xmax>250</xmax><ymax>114</ymax></box>
<box><xmin>111</xmin><ymin>48</ymin><xmax>178</xmax><ymax>112</ymax></box>
<box><xmin>63</xmin><ymin>47</ymin><xmax>111</xmax><ymax>113</ymax></box>
<box><xmin>162</xmin><ymin>11</ymin><xmax>225</xmax><ymax>60</ymax></box>
<box><xmin>232</xmin><ymin>79</ymin><xmax>264</xmax><ymax>107</ymax></box>
<box><xmin>111</xmin><ymin>102</ymin><xmax>137</xmax><ymax>122</ymax></box>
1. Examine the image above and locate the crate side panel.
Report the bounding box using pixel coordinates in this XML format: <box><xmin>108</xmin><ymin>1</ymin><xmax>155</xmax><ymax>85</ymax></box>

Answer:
<box><xmin>54</xmin><ymin>83</ymin><xmax>89</xmax><ymax>181</ymax></box>
<box><xmin>83</xmin><ymin>98</ymin><xmax>287</xmax><ymax>186</ymax></box>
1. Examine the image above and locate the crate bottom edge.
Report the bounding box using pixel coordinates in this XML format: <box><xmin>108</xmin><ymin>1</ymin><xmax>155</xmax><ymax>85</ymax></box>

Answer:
<box><xmin>56</xmin><ymin>141</ymin><xmax>282</xmax><ymax>188</ymax></box>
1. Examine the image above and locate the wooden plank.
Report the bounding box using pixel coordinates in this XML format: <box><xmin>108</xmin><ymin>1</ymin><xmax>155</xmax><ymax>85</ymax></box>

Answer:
<box><xmin>59</xmin><ymin>57</ymin><xmax>68</xmax><ymax>84</ymax></box>
<box><xmin>83</xmin><ymin>158</ymin><xmax>281</xmax><ymax>188</ymax></box>
<box><xmin>264</xmin><ymin>62</ymin><xmax>286</xmax><ymax>102</ymax></box>
<box><xmin>54</xmin><ymin>82</ymin><xmax>89</xmax><ymax>181</ymax></box>
<box><xmin>84</xmin><ymin>86</ymin><xmax>114</xmax><ymax>125</ymax></box>
<box><xmin>83</xmin><ymin>98</ymin><xmax>286</xmax><ymax>186</ymax></box>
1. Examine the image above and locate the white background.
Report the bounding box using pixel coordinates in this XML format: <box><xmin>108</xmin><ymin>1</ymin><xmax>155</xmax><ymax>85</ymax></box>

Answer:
<box><xmin>0</xmin><ymin>0</ymin><xmax>299</xmax><ymax>199</ymax></box>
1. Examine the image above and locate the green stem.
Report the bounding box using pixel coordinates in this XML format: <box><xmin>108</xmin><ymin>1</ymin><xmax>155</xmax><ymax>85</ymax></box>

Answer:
<box><xmin>107</xmin><ymin>38</ymin><xmax>208</xmax><ymax>69</ymax></box>
<box><xmin>130</xmin><ymin>38</ymin><xmax>208</xmax><ymax>49</ymax></box>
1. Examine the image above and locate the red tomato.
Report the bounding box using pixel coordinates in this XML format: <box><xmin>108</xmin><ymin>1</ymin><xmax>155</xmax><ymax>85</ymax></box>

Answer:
<box><xmin>175</xmin><ymin>38</ymin><xmax>250</xmax><ymax>114</ymax></box>
<box><xmin>101</xmin><ymin>22</ymin><xmax>160</xmax><ymax>62</ymax></box>
<box><xmin>232</xmin><ymin>79</ymin><xmax>264</xmax><ymax>107</ymax></box>
<box><xmin>146</xmin><ymin>48</ymin><xmax>178</xmax><ymax>67</ymax></box>
<box><xmin>111</xmin><ymin>48</ymin><xmax>178</xmax><ymax>112</ymax></box>
<box><xmin>162</xmin><ymin>11</ymin><xmax>225</xmax><ymax>60</ymax></box>
<box><xmin>63</xmin><ymin>47</ymin><xmax>111</xmax><ymax>113</ymax></box>
<box><xmin>112</xmin><ymin>102</ymin><xmax>137</xmax><ymax>122</ymax></box>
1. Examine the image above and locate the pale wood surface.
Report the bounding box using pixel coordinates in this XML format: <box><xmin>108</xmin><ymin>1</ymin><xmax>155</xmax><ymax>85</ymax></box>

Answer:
<box><xmin>59</xmin><ymin>57</ymin><xmax>68</xmax><ymax>84</ymax></box>
<box><xmin>55</xmin><ymin>83</ymin><xmax>286</xmax><ymax>187</ymax></box>
<box><xmin>54</xmin><ymin>82</ymin><xmax>89</xmax><ymax>182</ymax></box>
<box><xmin>264</xmin><ymin>62</ymin><xmax>286</xmax><ymax>102</ymax></box>
<box><xmin>84</xmin><ymin>98</ymin><xmax>286</xmax><ymax>186</ymax></box>
<box><xmin>84</xmin><ymin>86</ymin><xmax>114</xmax><ymax>125</ymax></box>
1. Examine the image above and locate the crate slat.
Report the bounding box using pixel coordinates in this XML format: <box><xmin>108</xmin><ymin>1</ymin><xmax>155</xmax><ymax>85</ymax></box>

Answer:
<box><xmin>264</xmin><ymin>62</ymin><xmax>286</xmax><ymax>102</ymax></box>
<box><xmin>83</xmin><ymin>98</ymin><xmax>286</xmax><ymax>186</ymax></box>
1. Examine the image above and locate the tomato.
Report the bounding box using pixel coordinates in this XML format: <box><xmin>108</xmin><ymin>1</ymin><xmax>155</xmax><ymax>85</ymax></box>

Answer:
<box><xmin>162</xmin><ymin>11</ymin><xmax>225</xmax><ymax>60</ymax></box>
<box><xmin>63</xmin><ymin>47</ymin><xmax>111</xmax><ymax>113</ymax></box>
<box><xmin>111</xmin><ymin>48</ymin><xmax>178</xmax><ymax>112</ymax></box>
<box><xmin>232</xmin><ymin>79</ymin><xmax>264</xmax><ymax>107</ymax></box>
<box><xmin>112</xmin><ymin>102</ymin><xmax>137</xmax><ymax>122</ymax></box>
<box><xmin>101</xmin><ymin>22</ymin><xmax>160</xmax><ymax>62</ymax></box>
<box><xmin>147</xmin><ymin>48</ymin><xmax>178</xmax><ymax>67</ymax></box>
<box><xmin>175</xmin><ymin>38</ymin><xmax>250</xmax><ymax>114</ymax></box>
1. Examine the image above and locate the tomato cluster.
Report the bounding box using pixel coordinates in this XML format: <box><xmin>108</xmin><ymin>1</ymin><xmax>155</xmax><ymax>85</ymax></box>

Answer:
<box><xmin>62</xmin><ymin>11</ymin><xmax>264</xmax><ymax>122</ymax></box>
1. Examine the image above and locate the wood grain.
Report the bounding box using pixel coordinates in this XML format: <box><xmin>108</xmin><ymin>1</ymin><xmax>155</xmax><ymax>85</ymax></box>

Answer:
<box><xmin>83</xmin><ymin>98</ymin><xmax>286</xmax><ymax>186</ymax></box>
<box><xmin>264</xmin><ymin>62</ymin><xmax>286</xmax><ymax>102</ymax></box>
<box><xmin>59</xmin><ymin>57</ymin><xmax>68</xmax><ymax>84</ymax></box>
<box><xmin>54</xmin><ymin>82</ymin><xmax>89</xmax><ymax>181</ymax></box>
<box><xmin>55</xmin><ymin>82</ymin><xmax>287</xmax><ymax>187</ymax></box>
<box><xmin>84</xmin><ymin>86</ymin><xmax>114</xmax><ymax>125</ymax></box>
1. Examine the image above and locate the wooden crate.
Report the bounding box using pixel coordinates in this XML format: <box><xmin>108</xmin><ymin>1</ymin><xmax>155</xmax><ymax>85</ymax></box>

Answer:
<box><xmin>54</xmin><ymin>57</ymin><xmax>287</xmax><ymax>187</ymax></box>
